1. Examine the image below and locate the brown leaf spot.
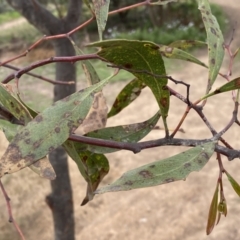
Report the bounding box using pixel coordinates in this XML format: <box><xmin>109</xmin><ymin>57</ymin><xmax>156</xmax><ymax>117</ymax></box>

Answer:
<box><xmin>124</xmin><ymin>63</ymin><xmax>133</xmax><ymax>69</ymax></box>
<box><xmin>74</xmin><ymin>100</ymin><xmax>80</xmax><ymax>105</ymax></box>
<box><xmin>165</xmin><ymin>178</ymin><xmax>175</xmax><ymax>183</ymax></box>
<box><xmin>15</xmin><ymin>108</ymin><xmax>20</xmax><ymax>114</ymax></box>
<box><xmin>235</xmin><ymin>79</ymin><xmax>240</xmax><ymax>87</ymax></box>
<box><xmin>139</xmin><ymin>170</ymin><xmax>153</xmax><ymax>178</ymax></box>
<box><xmin>55</xmin><ymin>127</ymin><xmax>60</xmax><ymax>133</ymax></box>
<box><xmin>101</xmin><ymin>117</ymin><xmax>107</xmax><ymax>125</ymax></box>
<box><xmin>89</xmin><ymin>111</ymin><xmax>97</xmax><ymax>119</ymax></box>
<box><xmin>62</xmin><ymin>96</ymin><xmax>70</xmax><ymax>102</ymax></box>
<box><xmin>198</xmin><ymin>158</ymin><xmax>203</xmax><ymax>164</ymax></box>
<box><xmin>78</xmin><ymin>118</ymin><xmax>83</xmax><ymax>124</ymax></box>
<box><xmin>4</xmin><ymin>144</ymin><xmax>22</xmax><ymax>164</ymax></box>
<box><xmin>211</xmin><ymin>58</ymin><xmax>216</xmax><ymax>65</ymax></box>
<box><xmin>124</xmin><ymin>181</ymin><xmax>133</xmax><ymax>186</ymax></box>
<box><xmin>184</xmin><ymin>162</ymin><xmax>191</xmax><ymax>168</ymax></box>
<box><xmin>208</xmin><ymin>18</ymin><xmax>214</xmax><ymax>25</ymax></box>
<box><xmin>49</xmin><ymin>146</ymin><xmax>55</xmax><ymax>152</ymax></box>
<box><xmin>201</xmin><ymin>152</ymin><xmax>209</xmax><ymax>160</ymax></box>
<box><xmin>160</xmin><ymin>97</ymin><xmax>168</xmax><ymax>108</ymax></box>
<box><xmin>34</xmin><ymin>115</ymin><xmax>43</xmax><ymax>123</ymax></box>
<box><xmin>24</xmin><ymin>131</ymin><xmax>30</xmax><ymax>136</ymax></box>
<box><xmin>24</xmin><ymin>154</ymin><xmax>35</xmax><ymax>164</ymax></box>
<box><xmin>149</xmin><ymin>165</ymin><xmax>156</xmax><ymax>168</ymax></box>
<box><xmin>210</xmin><ymin>27</ymin><xmax>217</xmax><ymax>35</ymax></box>
<box><xmin>206</xmin><ymin>11</ymin><xmax>210</xmax><ymax>15</ymax></box>
<box><xmin>214</xmin><ymin>43</ymin><xmax>217</xmax><ymax>48</ymax></box>
<box><xmin>33</xmin><ymin>140</ymin><xmax>41</xmax><ymax>149</ymax></box>
<box><xmin>202</xmin><ymin>17</ymin><xmax>207</xmax><ymax>22</ymax></box>
<box><xmin>63</xmin><ymin>112</ymin><xmax>72</xmax><ymax>118</ymax></box>
<box><xmin>25</xmin><ymin>139</ymin><xmax>31</xmax><ymax>144</ymax></box>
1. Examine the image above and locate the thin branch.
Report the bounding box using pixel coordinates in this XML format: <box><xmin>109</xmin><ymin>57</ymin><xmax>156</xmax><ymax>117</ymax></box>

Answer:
<box><xmin>0</xmin><ymin>180</ymin><xmax>26</xmax><ymax>240</ymax></box>
<box><xmin>2</xmin><ymin>0</ymin><xmax>150</xmax><ymax>65</ymax></box>
<box><xmin>213</xmin><ymin>102</ymin><xmax>239</xmax><ymax>140</ymax></box>
<box><xmin>68</xmin><ymin>134</ymin><xmax>240</xmax><ymax>161</ymax></box>
<box><xmin>1</xmin><ymin>63</ymin><xmax>75</xmax><ymax>85</ymax></box>
<box><xmin>2</xmin><ymin>54</ymin><xmax>101</xmax><ymax>83</ymax></box>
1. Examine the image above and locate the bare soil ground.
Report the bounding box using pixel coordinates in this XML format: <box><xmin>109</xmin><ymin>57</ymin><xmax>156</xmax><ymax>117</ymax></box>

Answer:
<box><xmin>1</xmin><ymin>1</ymin><xmax>240</xmax><ymax>240</ymax></box>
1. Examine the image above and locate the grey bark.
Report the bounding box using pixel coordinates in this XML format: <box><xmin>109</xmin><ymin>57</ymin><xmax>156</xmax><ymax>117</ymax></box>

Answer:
<box><xmin>6</xmin><ymin>1</ymin><xmax>82</xmax><ymax>239</ymax></box>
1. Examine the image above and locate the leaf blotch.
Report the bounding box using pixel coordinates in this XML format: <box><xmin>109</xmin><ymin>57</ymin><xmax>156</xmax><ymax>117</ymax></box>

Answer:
<box><xmin>55</xmin><ymin>127</ymin><xmax>61</xmax><ymax>133</ymax></box>
<box><xmin>124</xmin><ymin>181</ymin><xmax>133</xmax><ymax>186</ymax></box>
<box><xmin>184</xmin><ymin>162</ymin><xmax>191</xmax><ymax>168</ymax></box>
<box><xmin>33</xmin><ymin>140</ymin><xmax>41</xmax><ymax>149</ymax></box>
<box><xmin>165</xmin><ymin>178</ymin><xmax>175</xmax><ymax>183</ymax></box>
<box><xmin>35</xmin><ymin>115</ymin><xmax>43</xmax><ymax>123</ymax></box>
<box><xmin>210</xmin><ymin>27</ymin><xmax>217</xmax><ymax>36</ymax></box>
<box><xmin>149</xmin><ymin>165</ymin><xmax>156</xmax><ymax>168</ymax></box>
<box><xmin>124</xmin><ymin>63</ymin><xmax>133</xmax><ymax>69</ymax></box>
<box><xmin>139</xmin><ymin>170</ymin><xmax>153</xmax><ymax>178</ymax></box>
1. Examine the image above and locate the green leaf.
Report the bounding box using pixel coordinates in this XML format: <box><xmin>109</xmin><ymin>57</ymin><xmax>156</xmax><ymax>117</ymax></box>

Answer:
<box><xmin>0</xmin><ymin>80</ymin><xmax>109</xmax><ymax>177</ymax></box>
<box><xmin>0</xmin><ymin>83</ymin><xmax>32</xmax><ymax>124</ymax></box>
<box><xmin>201</xmin><ymin>77</ymin><xmax>240</xmax><ymax>100</ymax></box>
<box><xmin>63</xmin><ymin>141</ymin><xmax>109</xmax><ymax>205</ymax></box>
<box><xmin>95</xmin><ymin>142</ymin><xmax>216</xmax><ymax>193</ymax></box>
<box><xmin>169</xmin><ymin>40</ymin><xmax>207</xmax><ymax>50</ymax></box>
<box><xmin>150</xmin><ymin>0</ymin><xmax>177</xmax><ymax>5</ymax></box>
<box><xmin>63</xmin><ymin>140</ymin><xmax>88</xmax><ymax>180</ymax></box>
<box><xmin>88</xmin><ymin>39</ymin><xmax>170</xmax><ymax>134</ymax></box>
<box><xmin>108</xmin><ymin>78</ymin><xmax>146</xmax><ymax>118</ymax></box>
<box><xmin>226</xmin><ymin>171</ymin><xmax>240</xmax><ymax>197</ymax></box>
<box><xmin>0</xmin><ymin>119</ymin><xmax>56</xmax><ymax>180</ymax></box>
<box><xmin>92</xmin><ymin>0</ymin><xmax>110</xmax><ymax>40</ymax></box>
<box><xmin>74</xmin><ymin>111</ymin><xmax>161</xmax><ymax>154</ymax></box>
<box><xmin>206</xmin><ymin>184</ymin><xmax>219</xmax><ymax>235</ymax></box>
<box><xmin>83</xmin><ymin>0</ymin><xmax>92</xmax><ymax>12</ymax></box>
<box><xmin>80</xmin><ymin>151</ymin><xmax>109</xmax><ymax>205</ymax></box>
<box><xmin>0</xmin><ymin>119</ymin><xmax>22</xmax><ymax>142</ymax></box>
<box><xmin>159</xmin><ymin>45</ymin><xmax>207</xmax><ymax>68</ymax></box>
<box><xmin>198</xmin><ymin>0</ymin><xmax>225</xmax><ymax>92</ymax></box>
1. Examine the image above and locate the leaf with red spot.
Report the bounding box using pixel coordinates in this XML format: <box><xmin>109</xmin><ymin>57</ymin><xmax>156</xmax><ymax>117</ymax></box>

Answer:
<box><xmin>95</xmin><ymin>142</ymin><xmax>215</xmax><ymax>193</ymax></box>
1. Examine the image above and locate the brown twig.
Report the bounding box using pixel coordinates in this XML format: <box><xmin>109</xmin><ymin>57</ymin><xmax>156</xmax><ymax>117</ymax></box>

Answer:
<box><xmin>0</xmin><ymin>180</ymin><xmax>26</xmax><ymax>240</ymax></box>
<box><xmin>2</xmin><ymin>54</ymin><xmax>102</xmax><ymax>83</ymax></box>
<box><xmin>1</xmin><ymin>63</ymin><xmax>75</xmax><ymax>85</ymax></box>
<box><xmin>0</xmin><ymin>1</ymin><xmax>151</xmax><ymax>66</ymax></box>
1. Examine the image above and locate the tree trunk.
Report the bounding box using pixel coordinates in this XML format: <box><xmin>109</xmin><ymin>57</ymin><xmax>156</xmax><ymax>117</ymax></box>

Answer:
<box><xmin>6</xmin><ymin>1</ymin><xmax>82</xmax><ymax>240</ymax></box>
<box><xmin>45</xmin><ymin>37</ymin><xmax>76</xmax><ymax>240</ymax></box>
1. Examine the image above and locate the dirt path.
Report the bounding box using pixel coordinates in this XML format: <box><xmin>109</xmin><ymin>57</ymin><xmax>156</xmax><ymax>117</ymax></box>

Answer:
<box><xmin>0</xmin><ymin>18</ymin><xmax>27</xmax><ymax>31</ymax></box>
<box><xmin>1</xmin><ymin>1</ymin><xmax>240</xmax><ymax>240</ymax></box>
